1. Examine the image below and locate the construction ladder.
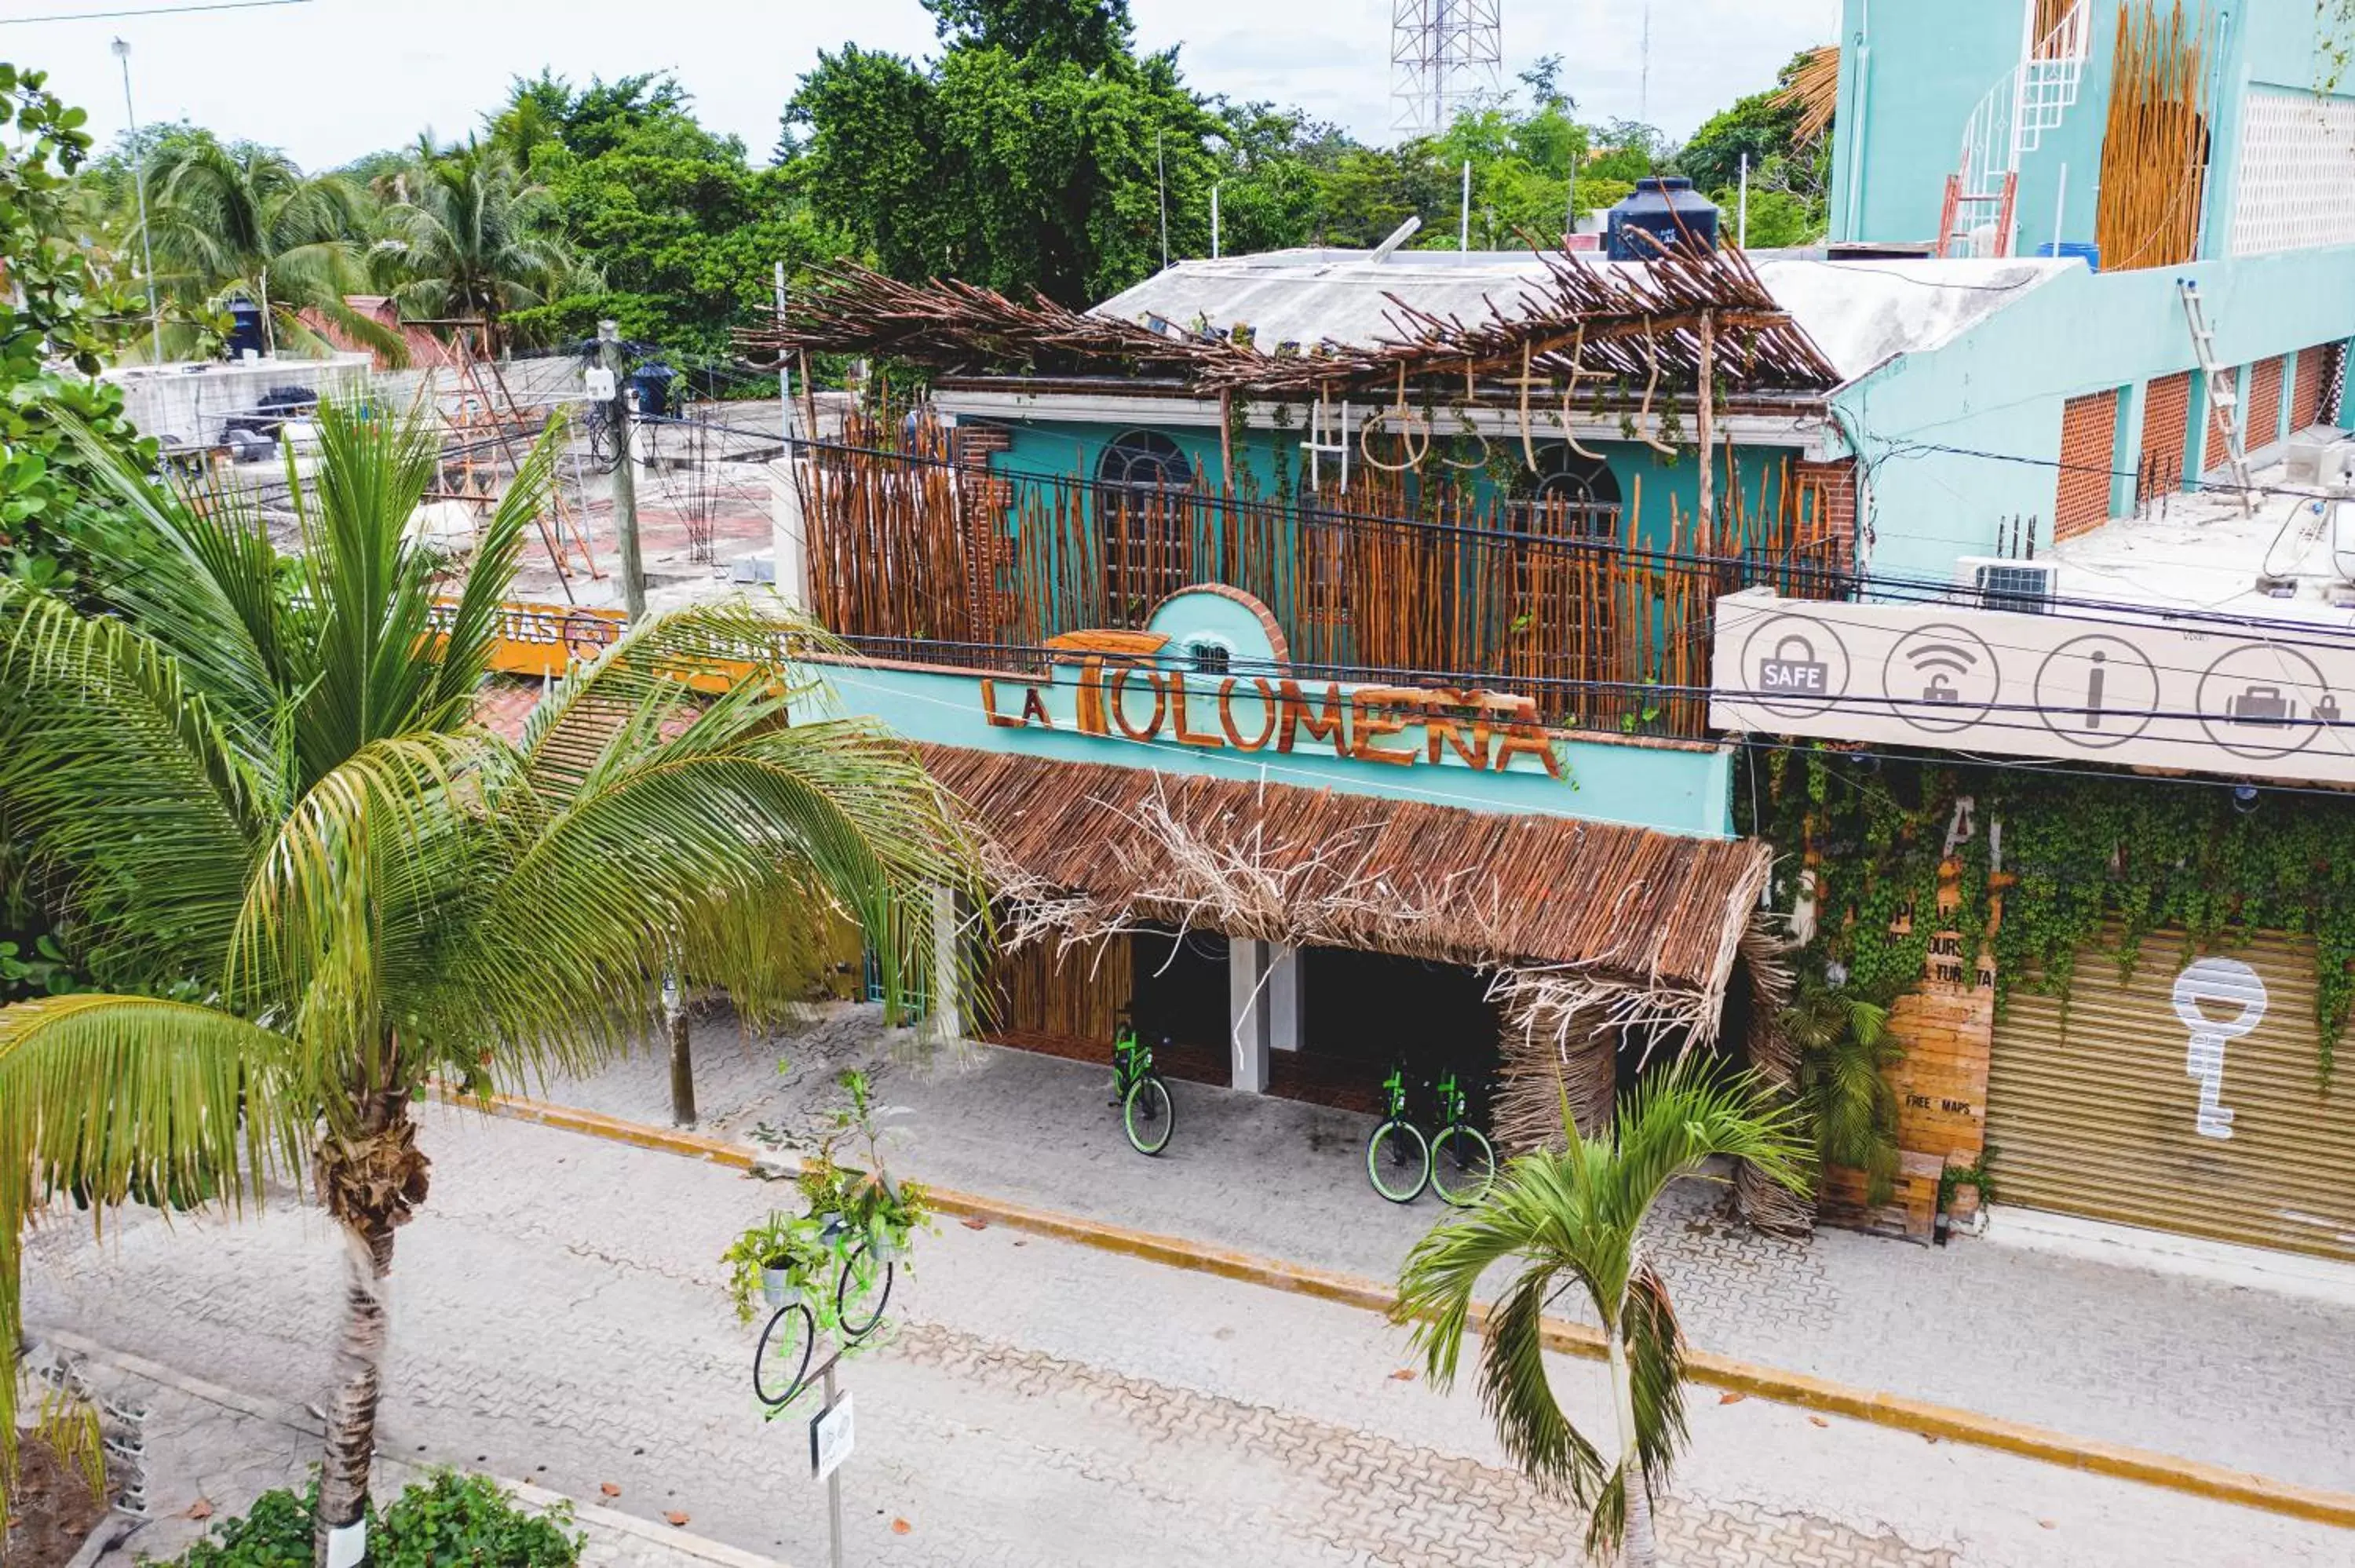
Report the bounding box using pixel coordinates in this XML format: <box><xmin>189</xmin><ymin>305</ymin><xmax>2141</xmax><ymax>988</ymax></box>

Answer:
<box><xmin>2177</xmin><ymin>278</ymin><xmax>2255</xmax><ymax>513</ymax></box>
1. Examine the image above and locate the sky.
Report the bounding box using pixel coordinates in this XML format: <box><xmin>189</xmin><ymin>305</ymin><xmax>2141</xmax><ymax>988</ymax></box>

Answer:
<box><xmin>5</xmin><ymin>0</ymin><xmax>1840</xmax><ymax>170</ymax></box>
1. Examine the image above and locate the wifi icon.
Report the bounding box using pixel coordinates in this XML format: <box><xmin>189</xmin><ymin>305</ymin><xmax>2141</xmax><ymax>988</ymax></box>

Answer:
<box><xmin>1882</xmin><ymin>625</ymin><xmax>1998</xmax><ymax>731</ymax></box>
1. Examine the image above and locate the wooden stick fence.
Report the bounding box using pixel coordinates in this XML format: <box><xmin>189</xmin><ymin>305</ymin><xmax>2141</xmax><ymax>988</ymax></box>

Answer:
<box><xmin>795</xmin><ymin>414</ymin><xmax>1851</xmax><ymax>740</ymax></box>
<box><xmin>2094</xmin><ymin>1</ymin><xmax>2211</xmax><ymax>274</ymax></box>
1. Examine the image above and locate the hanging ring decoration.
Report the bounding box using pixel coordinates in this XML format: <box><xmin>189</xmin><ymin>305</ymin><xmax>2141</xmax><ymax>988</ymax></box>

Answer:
<box><xmin>1554</xmin><ymin>323</ymin><xmax>1605</xmax><ymax>464</ymax></box>
<box><xmin>1439</xmin><ymin>360</ymin><xmax>1491</xmax><ymax>472</ymax></box>
<box><xmin>1360</xmin><ymin>365</ymin><xmax>1433</xmax><ymax>473</ymax></box>
<box><xmin>1636</xmin><ymin>321</ymin><xmax>1678</xmax><ymax>458</ymax></box>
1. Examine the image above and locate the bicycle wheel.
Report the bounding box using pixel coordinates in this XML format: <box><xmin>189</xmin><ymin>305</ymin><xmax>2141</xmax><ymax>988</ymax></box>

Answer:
<box><xmin>1123</xmin><ymin>1074</ymin><xmax>1175</xmax><ymax>1156</ymax></box>
<box><xmin>836</xmin><ymin>1242</ymin><xmax>895</xmax><ymax>1342</ymax></box>
<box><xmin>1366</xmin><ymin>1118</ymin><xmax>1430</xmax><ymax>1203</ymax></box>
<box><xmin>752</xmin><ymin>1301</ymin><xmax>816</xmax><ymax>1408</ymax></box>
<box><xmin>1429</xmin><ymin>1125</ymin><xmax>1497</xmax><ymax>1208</ymax></box>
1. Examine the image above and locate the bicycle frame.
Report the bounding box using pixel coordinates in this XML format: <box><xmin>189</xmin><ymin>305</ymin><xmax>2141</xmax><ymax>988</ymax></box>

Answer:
<box><xmin>1381</xmin><ymin>1065</ymin><xmax>1411</xmax><ymax>1121</ymax></box>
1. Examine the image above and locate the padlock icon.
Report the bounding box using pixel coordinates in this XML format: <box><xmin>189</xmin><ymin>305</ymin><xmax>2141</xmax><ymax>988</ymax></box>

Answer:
<box><xmin>1757</xmin><ymin>634</ymin><xmax>1829</xmax><ymax>696</ymax></box>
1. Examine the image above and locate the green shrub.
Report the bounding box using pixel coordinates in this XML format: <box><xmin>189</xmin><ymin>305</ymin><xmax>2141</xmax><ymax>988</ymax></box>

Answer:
<box><xmin>167</xmin><ymin>1474</ymin><xmax>582</xmax><ymax>1568</ymax></box>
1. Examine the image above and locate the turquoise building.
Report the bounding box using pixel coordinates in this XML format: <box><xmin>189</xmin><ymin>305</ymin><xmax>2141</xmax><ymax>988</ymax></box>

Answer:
<box><xmin>769</xmin><ymin>4</ymin><xmax>2355</xmax><ymax>1227</ymax></box>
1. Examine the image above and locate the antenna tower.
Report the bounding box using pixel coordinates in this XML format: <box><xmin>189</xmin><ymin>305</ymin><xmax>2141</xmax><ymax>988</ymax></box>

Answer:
<box><xmin>1391</xmin><ymin>1</ymin><xmax>1504</xmax><ymax>139</ymax></box>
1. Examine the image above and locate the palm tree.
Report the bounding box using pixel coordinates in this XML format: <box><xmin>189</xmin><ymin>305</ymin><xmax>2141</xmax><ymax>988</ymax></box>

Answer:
<box><xmin>1781</xmin><ymin>980</ymin><xmax>1900</xmax><ymax>1200</ymax></box>
<box><xmin>1395</xmin><ymin>1059</ymin><xmax>1809</xmax><ymax>1566</ymax></box>
<box><xmin>135</xmin><ymin>133</ymin><xmax>404</xmax><ymax>363</ymax></box>
<box><xmin>0</xmin><ymin>399</ymin><xmax>973</xmax><ymax>1564</ymax></box>
<box><xmin>375</xmin><ymin>140</ymin><xmax>586</xmax><ymax>353</ymax></box>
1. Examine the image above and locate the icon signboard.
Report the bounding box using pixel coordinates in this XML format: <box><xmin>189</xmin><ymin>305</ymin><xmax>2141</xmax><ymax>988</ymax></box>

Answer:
<box><xmin>1710</xmin><ymin>588</ymin><xmax>2355</xmax><ymax>788</ymax></box>
<box><xmin>810</xmin><ymin>1391</ymin><xmax>855</xmax><ymax>1483</ymax></box>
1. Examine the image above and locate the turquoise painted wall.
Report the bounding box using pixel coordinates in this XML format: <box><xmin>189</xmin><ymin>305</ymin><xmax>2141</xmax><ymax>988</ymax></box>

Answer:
<box><xmin>1835</xmin><ymin>244</ymin><xmax>2355</xmax><ymax>581</ymax></box>
<box><xmin>991</xmin><ymin>419</ymin><xmax>1793</xmax><ymax>553</ymax></box>
<box><xmin>1831</xmin><ymin>1</ymin><xmax>2273</xmax><ymax>261</ymax></box>
<box><xmin>799</xmin><ymin>661</ymin><xmax>1737</xmax><ymax>840</ymax></box>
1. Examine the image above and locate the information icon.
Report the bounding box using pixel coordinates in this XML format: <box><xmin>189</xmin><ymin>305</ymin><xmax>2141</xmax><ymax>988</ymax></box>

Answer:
<box><xmin>2034</xmin><ymin>634</ymin><xmax>2159</xmax><ymax>749</ymax></box>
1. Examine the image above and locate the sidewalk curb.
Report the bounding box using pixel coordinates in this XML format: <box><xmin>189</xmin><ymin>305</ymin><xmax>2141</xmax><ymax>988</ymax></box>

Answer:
<box><xmin>436</xmin><ymin>1087</ymin><xmax>2355</xmax><ymax>1533</ymax></box>
<box><xmin>31</xmin><ymin>1328</ymin><xmax>792</xmax><ymax>1568</ymax></box>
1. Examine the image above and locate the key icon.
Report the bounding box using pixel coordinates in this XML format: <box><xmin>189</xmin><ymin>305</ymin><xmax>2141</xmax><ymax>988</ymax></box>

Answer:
<box><xmin>2171</xmin><ymin>958</ymin><xmax>2266</xmax><ymax>1141</ymax></box>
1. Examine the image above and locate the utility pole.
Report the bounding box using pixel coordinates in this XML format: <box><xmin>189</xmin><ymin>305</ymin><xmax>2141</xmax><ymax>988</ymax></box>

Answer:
<box><xmin>112</xmin><ymin>38</ymin><xmax>162</xmax><ymax>364</ymax></box>
<box><xmin>664</xmin><ymin>971</ymin><xmax>696</xmax><ymax>1128</ymax></box>
<box><xmin>598</xmin><ymin>320</ymin><xmax>646</xmax><ymax>619</ymax></box>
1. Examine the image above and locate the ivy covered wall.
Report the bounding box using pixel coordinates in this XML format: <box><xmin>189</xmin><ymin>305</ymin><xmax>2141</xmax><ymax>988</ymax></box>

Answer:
<box><xmin>1738</xmin><ymin>744</ymin><xmax>2355</xmax><ymax>1079</ymax></box>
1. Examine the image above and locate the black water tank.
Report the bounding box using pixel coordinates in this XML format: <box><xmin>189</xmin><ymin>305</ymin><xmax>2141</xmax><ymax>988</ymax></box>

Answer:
<box><xmin>1606</xmin><ymin>177</ymin><xmax>1720</xmax><ymax>261</ymax></box>
<box><xmin>225</xmin><ymin>298</ymin><xmax>267</xmax><ymax>359</ymax></box>
<box><xmin>629</xmin><ymin>361</ymin><xmax>674</xmax><ymax>421</ymax></box>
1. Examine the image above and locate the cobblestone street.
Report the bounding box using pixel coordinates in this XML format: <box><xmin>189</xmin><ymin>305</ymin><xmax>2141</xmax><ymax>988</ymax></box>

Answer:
<box><xmin>23</xmin><ymin>1099</ymin><xmax>2353</xmax><ymax>1566</ymax></box>
<box><xmin>550</xmin><ymin>1004</ymin><xmax>2355</xmax><ymax>1497</ymax></box>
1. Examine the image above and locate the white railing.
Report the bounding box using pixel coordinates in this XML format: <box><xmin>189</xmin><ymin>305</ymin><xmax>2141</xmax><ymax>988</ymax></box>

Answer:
<box><xmin>1950</xmin><ymin>0</ymin><xmax>2093</xmax><ymax>246</ymax></box>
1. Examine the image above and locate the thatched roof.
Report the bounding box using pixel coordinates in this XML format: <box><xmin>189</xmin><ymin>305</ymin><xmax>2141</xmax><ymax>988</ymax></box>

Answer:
<box><xmin>751</xmin><ymin>240</ymin><xmax>1841</xmax><ymax>400</ymax></box>
<box><xmin>921</xmin><ymin>744</ymin><xmax>1771</xmax><ymax>1005</ymax></box>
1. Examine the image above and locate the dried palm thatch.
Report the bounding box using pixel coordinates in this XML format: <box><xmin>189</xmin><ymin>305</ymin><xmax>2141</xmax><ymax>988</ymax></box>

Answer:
<box><xmin>1780</xmin><ymin>45</ymin><xmax>1841</xmax><ymax>148</ymax></box>
<box><xmin>1731</xmin><ymin>917</ymin><xmax>1816</xmax><ymax>1234</ymax></box>
<box><xmin>750</xmin><ymin>242</ymin><xmax>1839</xmax><ymax>400</ymax></box>
<box><xmin>922</xmin><ymin>744</ymin><xmax>1773</xmax><ymax>1130</ymax></box>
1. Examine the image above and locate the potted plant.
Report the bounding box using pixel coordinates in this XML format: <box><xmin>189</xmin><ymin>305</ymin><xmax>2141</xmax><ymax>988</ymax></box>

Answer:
<box><xmin>796</xmin><ymin>1069</ymin><xmax>934</xmax><ymax>1262</ymax></box>
<box><xmin>721</xmin><ymin>1212</ymin><xmax>831</xmax><ymax>1324</ymax></box>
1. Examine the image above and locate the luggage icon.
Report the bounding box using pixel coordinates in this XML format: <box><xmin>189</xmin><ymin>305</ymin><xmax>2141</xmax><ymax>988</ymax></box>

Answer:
<box><xmin>1757</xmin><ymin>635</ymin><xmax>1830</xmax><ymax>695</ymax></box>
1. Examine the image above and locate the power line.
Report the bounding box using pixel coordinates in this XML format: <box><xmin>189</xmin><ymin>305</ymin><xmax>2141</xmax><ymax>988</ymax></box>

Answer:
<box><xmin>0</xmin><ymin>0</ymin><xmax>311</xmax><ymax>24</ymax></box>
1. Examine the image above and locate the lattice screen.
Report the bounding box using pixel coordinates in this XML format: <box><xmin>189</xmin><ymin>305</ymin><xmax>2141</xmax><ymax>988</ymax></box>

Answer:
<box><xmin>2229</xmin><ymin>87</ymin><xmax>2355</xmax><ymax>257</ymax></box>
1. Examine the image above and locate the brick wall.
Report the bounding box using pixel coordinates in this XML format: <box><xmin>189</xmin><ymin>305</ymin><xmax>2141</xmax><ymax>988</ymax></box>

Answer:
<box><xmin>1791</xmin><ymin>457</ymin><xmax>1859</xmax><ymax>571</ymax></box>
<box><xmin>2291</xmin><ymin>344</ymin><xmax>2343</xmax><ymax>432</ymax></box>
<box><xmin>2055</xmin><ymin>390</ymin><xmax>2118</xmax><ymax>542</ymax></box>
<box><xmin>2137</xmin><ymin>371</ymin><xmax>2192</xmax><ymax>509</ymax></box>
<box><xmin>2246</xmin><ymin>355</ymin><xmax>2286</xmax><ymax>451</ymax></box>
<box><xmin>951</xmin><ymin>424</ymin><xmax>1013</xmax><ymax>633</ymax></box>
<box><xmin>2204</xmin><ymin>367</ymin><xmax>2240</xmax><ymax>473</ymax></box>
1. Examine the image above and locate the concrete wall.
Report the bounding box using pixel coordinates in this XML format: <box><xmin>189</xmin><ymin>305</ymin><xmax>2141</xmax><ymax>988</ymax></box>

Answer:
<box><xmin>1836</xmin><ymin>243</ymin><xmax>2355</xmax><ymax>579</ymax></box>
<box><xmin>106</xmin><ymin>355</ymin><xmax>375</xmax><ymax>447</ymax></box>
<box><xmin>1830</xmin><ymin>1</ymin><xmax>2303</xmax><ymax>261</ymax></box>
<box><xmin>803</xmin><ymin>658</ymin><xmax>1738</xmax><ymax>840</ymax></box>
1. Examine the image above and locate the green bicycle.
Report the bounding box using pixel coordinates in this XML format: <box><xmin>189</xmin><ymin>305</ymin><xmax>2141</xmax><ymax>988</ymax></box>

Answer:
<box><xmin>1365</xmin><ymin>1064</ymin><xmax>1431</xmax><ymax>1202</ymax></box>
<box><xmin>1427</xmin><ymin>1069</ymin><xmax>1497</xmax><ymax>1207</ymax></box>
<box><xmin>1109</xmin><ymin>1011</ymin><xmax>1175</xmax><ymax>1156</ymax></box>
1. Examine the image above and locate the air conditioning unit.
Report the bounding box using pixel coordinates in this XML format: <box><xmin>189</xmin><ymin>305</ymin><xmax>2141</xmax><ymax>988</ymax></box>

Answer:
<box><xmin>1953</xmin><ymin>556</ymin><xmax>2061</xmax><ymax>614</ymax></box>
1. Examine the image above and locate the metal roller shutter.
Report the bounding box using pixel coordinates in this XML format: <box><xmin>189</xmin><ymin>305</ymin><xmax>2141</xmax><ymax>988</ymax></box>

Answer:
<box><xmin>1986</xmin><ymin>930</ymin><xmax>2355</xmax><ymax>1262</ymax></box>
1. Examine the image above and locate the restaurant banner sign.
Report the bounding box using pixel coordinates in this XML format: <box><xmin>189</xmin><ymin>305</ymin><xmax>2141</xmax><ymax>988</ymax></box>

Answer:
<box><xmin>1710</xmin><ymin>587</ymin><xmax>2355</xmax><ymax>787</ymax></box>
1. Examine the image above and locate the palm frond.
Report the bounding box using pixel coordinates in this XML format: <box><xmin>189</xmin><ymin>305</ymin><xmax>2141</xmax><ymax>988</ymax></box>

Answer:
<box><xmin>1602</xmin><ymin>1056</ymin><xmax>1811</xmax><ymax>1235</ymax></box>
<box><xmin>1780</xmin><ymin>44</ymin><xmax>1841</xmax><ymax>146</ymax></box>
<box><xmin>426</xmin><ymin>415</ymin><xmax>564</xmax><ymax>720</ymax></box>
<box><xmin>1477</xmin><ymin>1264</ymin><xmax>1605</xmax><ymax>1504</ymax></box>
<box><xmin>54</xmin><ymin>414</ymin><xmax>290</xmax><ymax>749</ymax></box>
<box><xmin>0</xmin><ymin>582</ymin><xmax>272</xmax><ymax>988</ymax></box>
<box><xmin>1622</xmin><ymin>1263</ymin><xmax>1691</xmax><ymax>1491</ymax></box>
<box><xmin>284</xmin><ymin>398</ymin><xmax>455</xmax><ymax>782</ymax></box>
<box><xmin>0</xmin><ymin>993</ymin><xmax>301</xmax><ymax>1501</ymax></box>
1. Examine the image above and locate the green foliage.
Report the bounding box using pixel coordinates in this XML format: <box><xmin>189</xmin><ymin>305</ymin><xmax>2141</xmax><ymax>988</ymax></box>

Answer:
<box><xmin>1680</xmin><ymin>50</ymin><xmax>1829</xmax><ymax>249</ymax></box>
<box><xmin>170</xmin><ymin>1475</ymin><xmax>581</xmax><ymax>1568</ymax></box>
<box><xmin>0</xmin><ymin>65</ymin><xmax>155</xmax><ymax>582</ymax></box>
<box><xmin>788</xmin><ymin>12</ymin><xmax>1217</xmax><ymax>306</ymax></box>
<box><xmin>1740</xmin><ymin>747</ymin><xmax>2355</xmax><ymax>1081</ymax></box>
<box><xmin>721</xmin><ymin>1211</ymin><xmax>835</xmax><ymax>1323</ymax></box>
<box><xmin>1778</xmin><ymin>981</ymin><xmax>1900</xmax><ymax>1199</ymax></box>
<box><xmin>0</xmin><ymin>935</ymin><xmax>80</xmax><ymax>1000</ymax></box>
<box><xmin>1395</xmin><ymin>1058</ymin><xmax>1807</xmax><ymax>1564</ymax></box>
<box><xmin>0</xmin><ymin>395</ymin><xmax>978</xmax><ymax>1515</ymax></box>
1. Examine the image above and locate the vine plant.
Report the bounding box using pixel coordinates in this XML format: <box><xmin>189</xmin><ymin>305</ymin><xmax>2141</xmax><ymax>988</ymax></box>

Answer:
<box><xmin>1741</xmin><ymin>746</ymin><xmax>2355</xmax><ymax>1081</ymax></box>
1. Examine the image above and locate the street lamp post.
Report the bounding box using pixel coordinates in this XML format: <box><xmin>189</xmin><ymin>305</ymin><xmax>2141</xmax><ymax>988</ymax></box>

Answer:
<box><xmin>111</xmin><ymin>37</ymin><xmax>164</xmax><ymax>364</ymax></box>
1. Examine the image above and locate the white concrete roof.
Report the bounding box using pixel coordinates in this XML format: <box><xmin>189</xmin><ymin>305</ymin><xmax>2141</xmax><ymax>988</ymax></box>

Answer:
<box><xmin>1090</xmin><ymin>250</ymin><xmax>2072</xmax><ymax>386</ymax></box>
<box><xmin>2050</xmin><ymin>450</ymin><xmax>2355</xmax><ymax>627</ymax></box>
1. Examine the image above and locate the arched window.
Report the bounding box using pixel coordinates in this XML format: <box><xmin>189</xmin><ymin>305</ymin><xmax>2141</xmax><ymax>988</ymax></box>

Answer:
<box><xmin>1509</xmin><ymin>446</ymin><xmax>1623</xmax><ymax>540</ymax></box>
<box><xmin>1095</xmin><ymin>430</ymin><xmax>1195</xmax><ymax>619</ymax></box>
<box><xmin>1097</xmin><ymin>429</ymin><xmax>1193</xmax><ymax>494</ymax></box>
